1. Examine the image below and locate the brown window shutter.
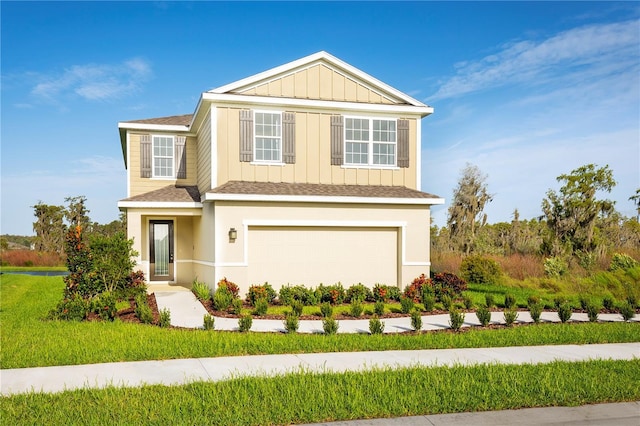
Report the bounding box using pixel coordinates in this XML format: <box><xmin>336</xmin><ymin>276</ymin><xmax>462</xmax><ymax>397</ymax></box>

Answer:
<box><xmin>397</xmin><ymin>119</ymin><xmax>410</xmax><ymax>168</ymax></box>
<box><xmin>282</xmin><ymin>112</ymin><xmax>295</xmax><ymax>164</ymax></box>
<box><xmin>140</xmin><ymin>134</ymin><xmax>151</xmax><ymax>178</ymax></box>
<box><xmin>239</xmin><ymin>109</ymin><xmax>253</xmax><ymax>162</ymax></box>
<box><xmin>175</xmin><ymin>136</ymin><xmax>187</xmax><ymax>179</ymax></box>
<box><xmin>330</xmin><ymin>115</ymin><xmax>344</xmax><ymax>165</ymax></box>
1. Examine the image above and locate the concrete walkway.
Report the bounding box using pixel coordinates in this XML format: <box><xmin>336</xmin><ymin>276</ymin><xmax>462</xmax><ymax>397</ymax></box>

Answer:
<box><xmin>2</xmin><ymin>343</ymin><xmax>638</xmax><ymax>396</ymax></box>
<box><xmin>153</xmin><ymin>289</ymin><xmax>638</xmax><ymax>332</ymax></box>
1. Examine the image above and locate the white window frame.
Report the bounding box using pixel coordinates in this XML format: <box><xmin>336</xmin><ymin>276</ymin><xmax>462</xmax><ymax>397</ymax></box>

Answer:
<box><xmin>343</xmin><ymin>116</ymin><xmax>397</xmax><ymax>168</ymax></box>
<box><xmin>152</xmin><ymin>135</ymin><xmax>175</xmax><ymax>179</ymax></box>
<box><xmin>252</xmin><ymin>110</ymin><xmax>283</xmax><ymax>164</ymax></box>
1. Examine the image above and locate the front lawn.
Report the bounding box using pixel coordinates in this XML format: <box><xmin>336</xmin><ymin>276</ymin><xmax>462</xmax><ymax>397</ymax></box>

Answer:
<box><xmin>2</xmin><ymin>274</ymin><xmax>639</xmax><ymax>369</ymax></box>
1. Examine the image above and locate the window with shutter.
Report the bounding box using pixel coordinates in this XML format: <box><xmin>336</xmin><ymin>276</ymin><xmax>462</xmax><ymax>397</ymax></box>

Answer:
<box><xmin>175</xmin><ymin>136</ymin><xmax>187</xmax><ymax>179</ymax></box>
<box><xmin>340</xmin><ymin>116</ymin><xmax>400</xmax><ymax>167</ymax></box>
<box><xmin>139</xmin><ymin>134</ymin><xmax>187</xmax><ymax>179</ymax></box>
<box><xmin>397</xmin><ymin>119</ymin><xmax>409</xmax><ymax>168</ymax></box>
<box><xmin>240</xmin><ymin>110</ymin><xmax>295</xmax><ymax>164</ymax></box>
<box><xmin>239</xmin><ymin>109</ymin><xmax>253</xmax><ymax>162</ymax></box>
<box><xmin>282</xmin><ymin>112</ymin><xmax>295</xmax><ymax>164</ymax></box>
<box><xmin>331</xmin><ymin>115</ymin><xmax>344</xmax><ymax>165</ymax></box>
<box><xmin>140</xmin><ymin>134</ymin><xmax>152</xmax><ymax>178</ymax></box>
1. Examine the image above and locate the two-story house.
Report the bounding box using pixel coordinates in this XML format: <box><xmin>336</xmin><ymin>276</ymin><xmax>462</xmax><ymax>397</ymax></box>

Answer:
<box><xmin>117</xmin><ymin>51</ymin><xmax>444</xmax><ymax>295</ymax></box>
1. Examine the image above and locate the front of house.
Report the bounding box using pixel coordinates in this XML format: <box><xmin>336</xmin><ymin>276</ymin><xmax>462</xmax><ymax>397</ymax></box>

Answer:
<box><xmin>117</xmin><ymin>52</ymin><xmax>444</xmax><ymax>294</ymax></box>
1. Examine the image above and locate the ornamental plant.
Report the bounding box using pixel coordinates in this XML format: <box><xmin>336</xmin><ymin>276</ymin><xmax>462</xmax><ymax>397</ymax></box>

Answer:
<box><xmin>203</xmin><ymin>314</ymin><xmax>215</xmax><ymax>330</ymax></box>
<box><xmin>369</xmin><ymin>315</ymin><xmax>385</xmax><ymax>334</ymax></box>
<box><xmin>238</xmin><ymin>314</ymin><xmax>252</xmax><ymax>332</ymax></box>
<box><xmin>159</xmin><ymin>308</ymin><xmax>171</xmax><ymax>328</ymax></box>
<box><xmin>217</xmin><ymin>277</ymin><xmax>240</xmax><ymax>299</ymax></box>
<box><xmin>557</xmin><ymin>302</ymin><xmax>572</xmax><ymax>323</ymax></box>
<box><xmin>586</xmin><ymin>302</ymin><xmax>599</xmax><ymax>323</ymax></box>
<box><xmin>246</xmin><ymin>283</ymin><xmax>276</xmax><ymax>305</ymax></box>
<box><xmin>475</xmin><ymin>305</ymin><xmax>491</xmax><ymax>327</ymax></box>
<box><xmin>291</xmin><ymin>300</ymin><xmax>304</xmax><ymax>317</ymax></box>
<box><xmin>322</xmin><ymin>317</ymin><xmax>339</xmax><ymax>335</ymax></box>
<box><xmin>346</xmin><ymin>283</ymin><xmax>373</xmax><ymax>303</ymax></box>
<box><xmin>374</xmin><ymin>300</ymin><xmax>385</xmax><ymax>316</ymax></box>
<box><xmin>410</xmin><ymin>309</ymin><xmax>422</xmax><ymax>331</ymax></box>
<box><xmin>504</xmin><ymin>293</ymin><xmax>516</xmax><ymax>309</ymax></box>
<box><xmin>619</xmin><ymin>302</ymin><xmax>636</xmax><ymax>322</ymax></box>
<box><xmin>400</xmin><ymin>296</ymin><xmax>414</xmax><ymax>314</ymax></box>
<box><xmin>95</xmin><ymin>291</ymin><xmax>117</xmax><ymax>321</ymax></box>
<box><xmin>372</xmin><ymin>284</ymin><xmax>388</xmax><ymax>302</ymax></box>
<box><xmin>529</xmin><ymin>302</ymin><xmax>543</xmax><ymax>324</ymax></box>
<box><xmin>283</xmin><ymin>312</ymin><xmax>299</xmax><ymax>333</ymax></box>
<box><xmin>448</xmin><ymin>307</ymin><xmax>464</xmax><ymax>331</ymax></box>
<box><xmin>213</xmin><ymin>286</ymin><xmax>233</xmax><ymax>311</ymax></box>
<box><xmin>191</xmin><ymin>280</ymin><xmax>210</xmax><ymax>302</ymax></box>
<box><xmin>253</xmin><ymin>298</ymin><xmax>268</xmax><ymax>316</ymax></box>
<box><xmin>349</xmin><ymin>299</ymin><xmax>363</xmax><ymax>317</ymax></box>
<box><xmin>134</xmin><ymin>294</ymin><xmax>153</xmax><ymax>324</ymax></box>
<box><xmin>431</xmin><ymin>272</ymin><xmax>467</xmax><ymax>300</ymax></box>
<box><xmin>503</xmin><ymin>308</ymin><xmax>518</xmax><ymax>327</ymax></box>
<box><xmin>320</xmin><ymin>302</ymin><xmax>333</xmax><ymax>318</ymax></box>
<box><xmin>460</xmin><ymin>255</ymin><xmax>501</xmax><ymax>284</ymax></box>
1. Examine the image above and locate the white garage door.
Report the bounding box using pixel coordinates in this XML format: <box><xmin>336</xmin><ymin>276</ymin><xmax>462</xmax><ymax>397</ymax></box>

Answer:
<box><xmin>248</xmin><ymin>226</ymin><xmax>398</xmax><ymax>288</ymax></box>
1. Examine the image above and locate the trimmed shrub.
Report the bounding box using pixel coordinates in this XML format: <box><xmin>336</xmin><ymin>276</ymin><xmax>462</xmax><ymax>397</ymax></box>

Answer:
<box><xmin>476</xmin><ymin>305</ymin><xmax>491</xmax><ymax>327</ymax></box>
<box><xmin>579</xmin><ymin>296</ymin><xmax>590</xmax><ymax>311</ymax></box>
<box><xmin>619</xmin><ymin>302</ymin><xmax>636</xmax><ymax>322</ymax></box>
<box><xmin>191</xmin><ymin>280</ymin><xmax>210</xmax><ymax>302</ymax></box>
<box><xmin>231</xmin><ymin>298</ymin><xmax>243</xmax><ymax>315</ymax></box>
<box><xmin>400</xmin><ymin>296</ymin><xmax>414</xmax><ymax>314</ymax></box>
<box><xmin>346</xmin><ymin>283</ymin><xmax>373</xmax><ymax>303</ymax></box>
<box><xmin>603</xmin><ymin>295</ymin><xmax>616</xmax><ymax>311</ymax></box>
<box><xmin>529</xmin><ymin>302</ymin><xmax>543</xmax><ymax>324</ymax></box>
<box><xmin>290</xmin><ymin>300</ymin><xmax>304</xmax><ymax>317</ymax></box>
<box><xmin>217</xmin><ymin>277</ymin><xmax>240</xmax><ymax>299</ymax></box>
<box><xmin>503</xmin><ymin>308</ymin><xmax>518</xmax><ymax>327</ymax></box>
<box><xmin>431</xmin><ymin>272</ymin><xmax>467</xmax><ymax>300</ymax></box>
<box><xmin>203</xmin><ymin>314</ymin><xmax>215</xmax><ymax>330</ymax></box>
<box><xmin>134</xmin><ymin>294</ymin><xmax>153</xmax><ymax>324</ymax></box>
<box><xmin>463</xmin><ymin>294</ymin><xmax>474</xmax><ymax>310</ymax></box>
<box><xmin>369</xmin><ymin>315</ymin><xmax>385</xmax><ymax>334</ymax></box>
<box><xmin>372</xmin><ymin>284</ymin><xmax>389</xmax><ymax>302</ymax></box>
<box><xmin>320</xmin><ymin>302</ymin><xmax>333</xmax><ymax>318</ymax></box>
<box><xmin>317</xmin><ymin>283</ymin><xmax>345</xmax><ymax>305</ymax></box>
<box><xmin>279</xmin><ymin>284</ymin><xmax>318</xmax><ymax>306</ymax></box>
<box><xmin>238</xmin><ymin>314</ymin><xmax>252</xmax><ymax>332</ymax></box>
<box><xmin>609</xmin><ymin>253</ymin><xmax>639</xmax><ymax>271</ymax></box>
<box><xmin>503</xmin><ymin>293</ymin><xmax>516</xmax><ymax>309</ymax></box>
<box><xmin>404</xmin><ymin>274</ymin><xmax>429</xmax><ymax>302</ymax></box>
<box><xmin>557</xmin><ymin>303</ymin><xmax>572</xmax><ymax>323</ymax></box>
<box><xmin>253</xmin><ymin>298</ymin><xmax>268</xmax><ymax>316</ymax></box>
<box><xmin>485</xmin><ymin>293</ymin><xmax>495</xmax><ymax>308</ymax></box>
<box><xmin>374</xmin><ymin>300</ymin><xmax>385</xmax><ymax>316</ymax></box>
<box><xmin>586</xmin><ymin>303</ymin><xmax>599</xmax><ymax>323</ymax></box>
<box><xmin>49</xmin><ymin>293</ymin><xmax>89</xmax><ymax>321</ymax></box>
<box><xmin>283</xmin><ymin>312</ymin><xmax>299</xmax><ymax>333</ymax></box>
<box><xmin>94</xmin><ymin>291</ymin><xmax>117</xmax><ymax>321</ymax></box>
<box><xmin>322</xmin><ymin>317</ymin><xmax>339</xmax><ymax>335</ymax></box>
<box><xmin>460</xmin><ymin>256</ymin><xmax>501</xmax><ymax>284</ymax></box>
<box><xmin>213</xmin><ymin>286</ymin><xmax>233</xmax><ymax>311</ymax></box>
<box><xmin>554</xmin><ymin>295</ymin><xmax>569</xmax><ymax>309</ymax></box>
<box><xmin>159</xmin><ymin>308</ymin><xmax>171</xmax><ymax>328</ymax></box>
<box><xmin>386</xmin><ymin>286</ymin><xmax>401</xmax><ymax>302</ymax></box>
<box><xmin>441</xmin><ymin>294</ymin><xmax>452</xmax><ymax>310</ymax></box>
<box><xmin>349</xmin><ymin>299</ymin><xmax>364</xmax><ymax>317</ymax></box>
<box><xmin>448</xmin><ymin>307</ymin><xmax>464</xmax><ymax>331</ymax></box>
<box><xmin>544</xmin><ymin>256</ymin><xmax>568</xmax><ymax>278</ymax></box>
<box><xmin>247</xmin><ymin>283</ymin><xmax>276</xmax><ymax>305</ymax></box>
<box><xmin>423</xmin><ymin>294</ymin><xmax>435</xmax><ymax>312</ymax></box>
<box><xmin>410</xmin><ymin>309</ymin><xmax>422</xmax><ymax>331</ymax></box>
<box><xmin>527</xmin><ymin>295</ymin><xmax>540</xmax><ymax>306</ymax></box>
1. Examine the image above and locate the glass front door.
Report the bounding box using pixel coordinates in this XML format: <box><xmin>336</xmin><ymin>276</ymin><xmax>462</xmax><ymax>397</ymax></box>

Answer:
<box><xmin>150</xmin><ymin>220</ymin><xmax>174</xmax><ymax>281</ymax></box>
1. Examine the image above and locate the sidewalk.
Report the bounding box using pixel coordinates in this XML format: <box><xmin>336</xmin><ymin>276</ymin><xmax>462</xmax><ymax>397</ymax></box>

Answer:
<box><xmin>2</xmin><ymin>343</ymin><xmax>638</xmax><ymax>396</ymax></box>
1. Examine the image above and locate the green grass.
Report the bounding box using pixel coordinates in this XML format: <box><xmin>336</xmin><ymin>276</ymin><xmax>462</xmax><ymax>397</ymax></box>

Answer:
<box><xmin>2</xmin><ymin>359</ymin><xmax>639</xmax><ymax>425</ymax></box>
<box><xmin>2</xmin><ymin>274</ymin><xmax>639</xmax><ymax>369</ymax></box>
<box><xmin>0</xmin><ymin>266</ymin><xmax>67</xmax><ymax>272</ymax></box>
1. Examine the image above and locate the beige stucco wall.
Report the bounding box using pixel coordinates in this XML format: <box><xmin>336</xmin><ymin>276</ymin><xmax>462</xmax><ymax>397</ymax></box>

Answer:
<box><xmin>215</xmin><ymin>108</ymin><xmax>418</xmax><ymax>189</ymax></box>
<box><xmin>128</xmin><ymin>132</ymin><xmax>198</xmax><ymax>197</ymax></box>
<box><xmin>213</xmin><ymin>201</ymin><xmax>431</xmax><ymax>296</ymax></box>
<box><xmin>239</xmin><ymin>64</ymin><xmax>396</xmax><ymax>104</ymax></box>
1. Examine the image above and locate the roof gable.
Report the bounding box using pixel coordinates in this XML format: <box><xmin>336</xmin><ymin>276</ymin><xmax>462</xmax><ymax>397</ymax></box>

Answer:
<box><xmin>209</xmin><ymin>51</ymin><xmax>427</xmax><ymax>107</ymax></box>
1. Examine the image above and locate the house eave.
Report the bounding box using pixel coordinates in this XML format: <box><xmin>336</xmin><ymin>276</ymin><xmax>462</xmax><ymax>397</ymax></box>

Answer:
<box><xmin>204</xmin><ymin>193</ymin><xmax>445</xmax><ymax>206</ymax></box>
<box><xmin>117</xmin><ymin>201</ymin><xmax>204</xmax><ymax>209</ymax></box>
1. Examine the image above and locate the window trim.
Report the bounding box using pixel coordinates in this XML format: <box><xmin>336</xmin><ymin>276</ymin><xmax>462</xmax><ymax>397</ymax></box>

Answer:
<box><xmin>343</xmin><ymin>115</ymin><xmax>398</xmax><ymax>168</ymax></box>
<box><xmin>151</xmin><ymin>134</ymin><xmax>176</xmax><ymax>179</ymax></box>
<box><xmin>252</xmin><ymin>110</ymin><xmax>283</xmax><ymax>165</ymax></box>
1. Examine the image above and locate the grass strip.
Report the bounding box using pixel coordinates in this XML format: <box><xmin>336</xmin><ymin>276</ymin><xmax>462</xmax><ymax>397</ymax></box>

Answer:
<box><xmin>2</xmin><ymin>359</ymin><xmax>639</xmax><ymax>425</ymax></box>
<box><xmin>2</xmin><ymin>274</ymin><xmax>639</xmax><ymax>369</ymax></box>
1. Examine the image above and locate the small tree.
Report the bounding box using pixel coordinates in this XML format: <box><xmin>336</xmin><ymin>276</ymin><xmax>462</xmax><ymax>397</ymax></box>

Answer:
<box><xmin>89</xmin><ymin>232</ymin><xmax>137</xmax><ymax>293</ymax></box>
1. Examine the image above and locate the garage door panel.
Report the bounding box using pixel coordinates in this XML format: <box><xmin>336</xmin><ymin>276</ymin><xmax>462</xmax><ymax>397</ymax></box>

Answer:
<box><xmin>248</xmin><ymin>226</ymin><xmax>397</xmax><ymax>288</ymax></box>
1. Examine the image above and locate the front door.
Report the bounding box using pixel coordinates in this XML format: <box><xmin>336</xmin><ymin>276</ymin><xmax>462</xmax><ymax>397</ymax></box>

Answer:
<box><xmin>149</xmin><ymin>220</ymin><xmax>174</xmax><ymax>281</ymax></box>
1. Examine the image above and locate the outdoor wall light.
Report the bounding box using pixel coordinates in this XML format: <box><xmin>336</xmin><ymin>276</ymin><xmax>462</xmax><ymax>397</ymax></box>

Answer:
<box><xmin>228</xmin><ymin>227</ymin><xmax>238</xmax><ymax>241</ymax></box>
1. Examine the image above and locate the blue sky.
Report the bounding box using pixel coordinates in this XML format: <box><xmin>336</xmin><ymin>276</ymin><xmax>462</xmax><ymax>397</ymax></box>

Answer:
<box><xmin>2</xmin><ymin>1</ymin><xmax>639</xmax><ymax>235</ymax></box>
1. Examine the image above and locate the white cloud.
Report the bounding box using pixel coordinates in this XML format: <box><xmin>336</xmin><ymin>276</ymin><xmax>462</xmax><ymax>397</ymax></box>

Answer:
<box><xmin>31</xmin><ymin>58</ymin><xmax>152</xmax><ymax>103</ymax></box>
<box><xmin>429</xmin><ymin>20</ymin><xmax>639</xmax><ymax>101</ymax></box>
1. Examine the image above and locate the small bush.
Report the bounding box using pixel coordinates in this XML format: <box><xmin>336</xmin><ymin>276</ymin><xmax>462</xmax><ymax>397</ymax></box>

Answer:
<box><xmin>527</xmin><ymin>295</ymin><xmax>540</xmax><ymax>306</ymax></box>
<box><xmin>460</xmin><ymin>256</ymin><xmax>501</xmax><ymax>284</ymax></box>
<box><xmin>322</xmin><ymin>317</ymin><xmax>339</xmax><ymax>335</ymax></box>
<box><xmin>485</xmin><ymin>293</ymin><xmax>495</xmax><ymax>308</ymax></box>
<box><xmin>320</xmin><ymin>302</ymin><xmax>333</xmax><ymax>318</ymax></box>
<box><xmin>203</xmin><ymin>314</ymin><xmax>215</xmax><ymax>330</ymax></box>
<box><xmin>346</xmin><ymin>283</ymin><xmax>372</xmax><ymax>303</ymax></box>
<box><xmin>586</xmin><ymin>303</ymin><xmax>599</xmax><ymax>323</ymax></box>
<box><xmin>369</xmin><ymin>315</ymin><xmax>385</xmax><ymax>334</ymax></box>
<box><xmin>579</xmin><ymin>296</ymin><xmax>590</xmax><ymax>311</ymax></box>
<box><xmin>49</xmin><ymin>293</ymin><xmax>89</xmax><ymax>321</ymax></box>
<box><xmin>372</xmin><ymin>284</ymin><xmax>389</xmax><ymax>302</ymax></box>
<box><xmin>503</xmin><ymin>293</ymin><xmax>516</xmax><ymax>309</ymax></box>
<box><xmin>503</xmin><ymin>308</ymin><xmax>518</xmax><ymax>327</ymax></box>
<box><xmin>159</xmin><ymin>308</ymin><xmax>171</xmax><ymax>328</ymax></box>
<box><xmin>238</xmin><ymin>314</ymin><xmax>252</xmax><ymax>332</ymax></box>
<box><xmin>463</xmin><ymin>294</ymin><xmax>474</xmax><ymax>310</ymax></box>
<box><xmin>557</xmin><ymin>303</ymin><xmax>572</xmax><ymax>323</ymax></box>
<box><xmin>217</xmin><ymin>277</ymin><xmax>239</xmax><ymax>299</ymax></box>
<box><xmin>134</xmin><ymin>294</ymin><xmax>153</xmax><ymax>324</ymax></box>
<box><xmin>448</xmin><ymin>307</ymin><xmax>464</xmax><ymax>331</ymax></box>
<box><xmin>283</xmin><ymin>312</ymin><xmax>299</xmax><ymax>333</ymax></box>
<box><xmin>213</xmin><ymin>287</ymin><xmax>233</xmax><ymax>311</ymax></box>
<box><xmin>247</xmin><ymin>283</ymin><xmax>276</xmax><ymax>305</ymax></box>
<box><xmin>544</xmin><ymin>256</ymin><xmax>568</xmax><ymax>278</ymax></box>
<box><xmin>191</xmin><ymin>280</ymin><xmax>210</xmax><ymax>302</ymax></box>
<box><xmin>279</xmin><ymin>284</ymin><xmax>319</xmax><ymax>306</ymax></box>
<box><xmin>290</xmin><ymin>300</ymin><xmax>304</xmax><ymax>317</ymax></box>
<box><xmin>317</xmin><ymin>283</ymin><xmax>346</xmax><ymax>305</ymax></box>
<box><xmin>619</xmin><ymin>302</ymin><xmax>636</xmax><ymax>322</ymax></box>
<box><xmin>404</xmin><ymin>274</ymin><xmax>429</xmax><ymax>302</ymax></box>
<box><xmin>95</xmin><ymin>291</ymin><xmax>117</xmax><ymax>321</ymax></box>
<box><xmin>253</xmin><ymin>298</ymin><xmax>268</xmax><ymax>316</ymax></box>
<box><xmin>441</xmin><ymin>294</ymin><xmax>452</xmax><ymax>310</ymax></box>
<box><xmin>431</xmin><ymin>272</ymin><xmax>467</xmax><ymax>300</ymax></box>
<box><xmin>349</xmin><ymin>299</ymin><xmax>364</xmax><ymax>317</ymax></box>
<box><xmin>231</xmin><ymin>298</ymin><xmax>243</xmax><ymax>315</ymax></box>
<box><xmin>386</xmin><ymin>286</ymin><xmax>401</xmax><ymax>302</ymax></box>
<box><xmin>410</xmin><ymin>309</ymin><xmax>422</xmax><ymax>331</ymax></box>
<box><xmin>603</xmin><ymin>295</ymin><xmax>616</xmax><ymax>311</ymax></box>
<box><xmin>609</xmin><ymin>253</ymin><xmax>639</xmax><ymax>271</ymax></box>
<box><xmin>374</xmin><ymin>300</ymin><xmax>385</xmax><ymax>316</ymax></box>
<box><xmin>423</xmin><ymin>294</ymin><xmax>435</xmax><ymax>312</ymax></box>
<box><xmin>529</xmin><ymin>303</ymin><xmax>543</xmax><ymax>324</ymax></box>
<box><xmin>554</xmin><ymin>295</ymin><xmax>569</xmax><ymax>309</ymax></box>
<box><xmin>476</xmin><ymin>305</ymin><xmax>491</xmax><ymax>327</ymax></box>
<box><xmin>400</xmin><ymin>296</ymin><xmax>414</xmax><ymax>314</ymax></box>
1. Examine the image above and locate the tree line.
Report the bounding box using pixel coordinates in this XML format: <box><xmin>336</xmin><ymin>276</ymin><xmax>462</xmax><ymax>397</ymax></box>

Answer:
<box><xmin>433</xmin><ymin>163</ymin><xmax>640</xmax><ymax>261</ymax></box>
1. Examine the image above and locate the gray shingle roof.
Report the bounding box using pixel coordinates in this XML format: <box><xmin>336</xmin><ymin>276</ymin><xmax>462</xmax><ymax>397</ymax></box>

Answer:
<box><xmin>122</xmin><ymin>114</ymin><xmax>193</xmax><ymax>126</ymax></box>
<box><xmin>121</xmin><ymin>185</ymin><xmax>201</xmax><ymax>203</ymax></box>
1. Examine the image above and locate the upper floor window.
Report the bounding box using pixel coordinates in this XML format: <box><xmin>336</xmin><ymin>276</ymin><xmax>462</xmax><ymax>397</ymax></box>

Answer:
<box><xmin>254</xmin><ymin>112</ymin><xmax>282</xmax><ymax>163</ymax></box>
<box><xmin>153</xmin><ymin>135</ymin><xmax>174</xmax><ymax>177</ymax></box>
<box><xmin>344</xmin><ymin>117</ymin><xmax>396</xmax><ymax>166</ymax></box>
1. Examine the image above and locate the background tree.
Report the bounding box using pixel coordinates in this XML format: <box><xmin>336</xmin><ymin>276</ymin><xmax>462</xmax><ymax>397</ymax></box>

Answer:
<box><xmin>32</xmin><ymin>202</ymin><xmax>66</xmax><ymax>254</ymax></box>
<box><xmin>629</xmin><ymin>188</ymin><xmax>640</xmax><ymax>221</ymax></box>
<box><xmin>541</xmin><ymin>164</ymin><xmax>616</xmax><ymax>256</ymax></box>
<box><xmin>64</xmin><ymin>196</ymin><xmax>91</xmax><ymax>230</ymax></box>
<box><xmin>447</xmin><ymin>163</ymin><xmax>493</xmax><ymax>254</ymax></box>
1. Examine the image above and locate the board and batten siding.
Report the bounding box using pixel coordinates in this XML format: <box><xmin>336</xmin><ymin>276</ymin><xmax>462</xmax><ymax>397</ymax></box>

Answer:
<box><xmin>128</xmin><ymin>133</ymin><xmax>198</xmax><ymax>198</ymax></box>
<box><xmin>238</xmin><ymin>64</ymin><xmax>396</xmax><ymax>104</ymax></box>
<box><xmin>197</xmin><ymin>112</ymin><xmax>212</xmax><ymax>194</ymax></box>
<box><xmin>215</xmin><ymin>108</ymin><xmax>418</xmax><ymax>189</ymax></box>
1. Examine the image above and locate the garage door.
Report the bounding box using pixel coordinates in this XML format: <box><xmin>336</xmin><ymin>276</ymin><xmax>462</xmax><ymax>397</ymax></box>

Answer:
<box><xmin>248</xmin><ymin>226</ymin><xmax>398</xmax><ymax>288</ymax></box>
